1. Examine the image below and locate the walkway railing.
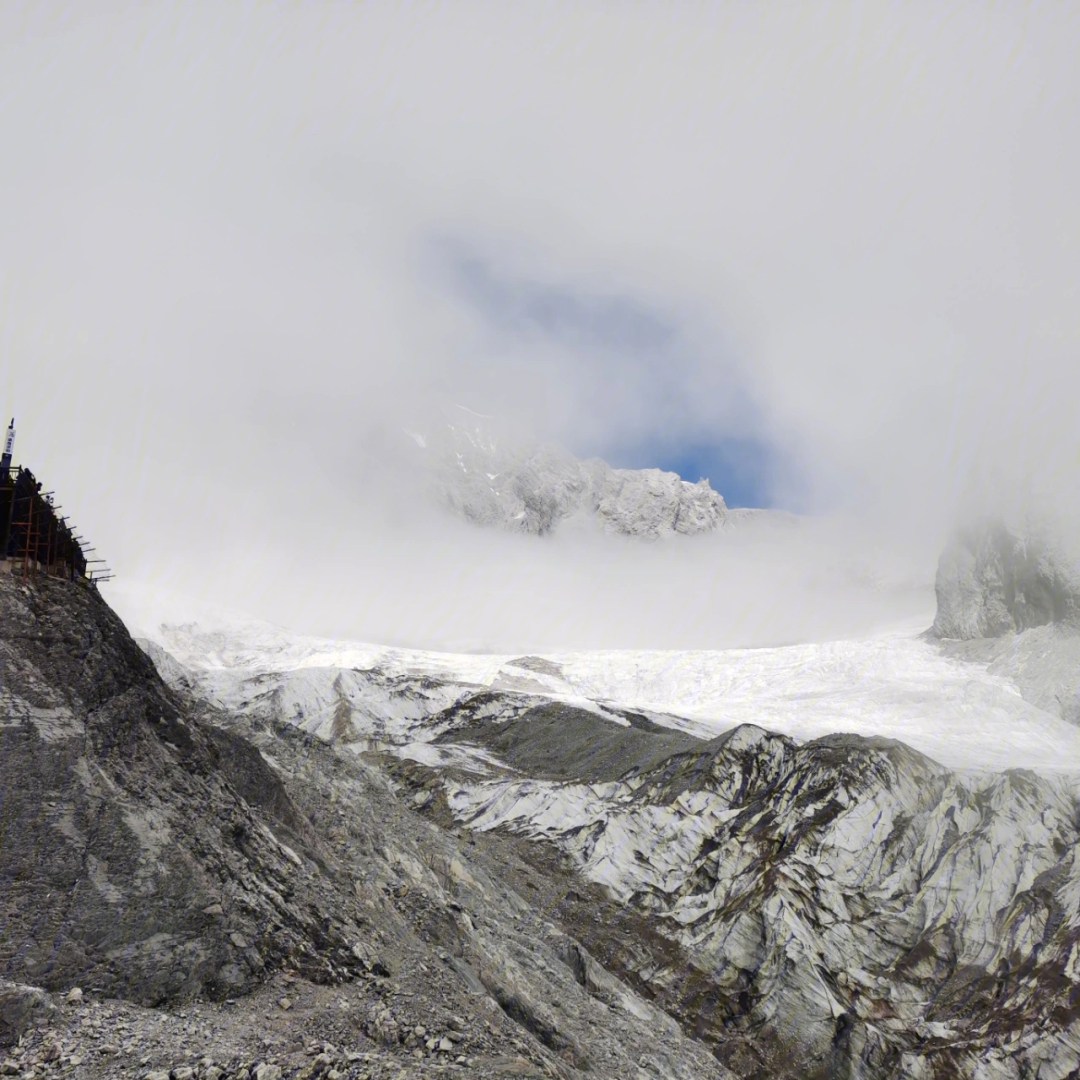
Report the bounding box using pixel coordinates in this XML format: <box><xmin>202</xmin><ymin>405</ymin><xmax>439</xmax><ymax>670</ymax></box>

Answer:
<box><xmin>0</xmin><ymin>466</ymin><xmax>110</xmax><ymax>584</ymax></box>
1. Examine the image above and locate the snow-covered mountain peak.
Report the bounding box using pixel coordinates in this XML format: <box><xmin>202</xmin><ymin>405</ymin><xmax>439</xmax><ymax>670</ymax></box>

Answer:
<box><xmin>408</xmin><ymin>407</ymin><xmax>791</xmax><ymax>538</ymax></box>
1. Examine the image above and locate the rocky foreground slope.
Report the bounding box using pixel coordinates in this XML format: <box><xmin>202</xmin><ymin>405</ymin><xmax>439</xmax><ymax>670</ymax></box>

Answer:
<box><xmin>0</xmin><ymin>574</ymin><xmax>726</xmax><ymax>1079</ymax></box>
<box><xmin>144</xmin><ymin>619</ymin><xmax>1080</xmax><ymax>1079</ymax></box>
<box><xmin>0</xmin><ymin>573</ymin><xmax>364</xmax><ymax>1005</ymax></box>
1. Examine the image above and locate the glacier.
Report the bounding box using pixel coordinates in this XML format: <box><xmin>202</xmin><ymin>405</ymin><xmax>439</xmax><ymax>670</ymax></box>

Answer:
<box><xmin>127</xmin><ymin>607</ymin><xmax>1080</xmax><ymax>774</ymax></box>
<box><xmin>106</xmin><ymin>516</ymin><xmax>1080</xmax><ymax>1077</ymax></box>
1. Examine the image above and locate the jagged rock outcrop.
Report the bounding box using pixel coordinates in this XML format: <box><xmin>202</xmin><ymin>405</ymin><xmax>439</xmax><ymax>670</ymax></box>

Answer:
<box><xmin>414</xmin><ymin>409</ymin><xmax>785</xmax><ymax>538</ymax></box>
<box><xmin>445</xmin><ymin>711</ymin><xmax>1080</xmax><ymax>1080</ymax></box>
<box><xmin>933</xmin><ymin>518</ymin><xmax>1080</xmax><ymax>639</ymax></box>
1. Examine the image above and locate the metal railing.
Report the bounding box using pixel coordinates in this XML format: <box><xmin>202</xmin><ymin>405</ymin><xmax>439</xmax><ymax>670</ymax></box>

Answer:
<box><xmin>0</xmin><ymin>466</ymin><xmax>110</xmax><ymax>584</ymax></box>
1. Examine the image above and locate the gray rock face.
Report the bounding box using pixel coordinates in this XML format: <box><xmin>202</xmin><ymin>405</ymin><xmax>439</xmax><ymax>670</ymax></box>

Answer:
<box><xmin>933</xmin><ymin>519</ymin><xmax>1080</xmax><ymax>639</ymax></box>
<box><xmin>932</xmin><ymin>519</ymin><xmax>1080</xmax><ymax>724</ymax></box>
<box><xmin>0</xmin><ymin>575</ymin><xmax>367</xmax><ymax>1004</ymax></box>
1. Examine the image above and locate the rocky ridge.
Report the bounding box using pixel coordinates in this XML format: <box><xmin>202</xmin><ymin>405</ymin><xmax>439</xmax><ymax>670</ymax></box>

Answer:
<box><xmin>443</xmin><ymin>712</ymin><xmax>1080</xmax><ymax>1078</ymax></box>
<box><xmin>147</xmin><ymin>619</ymin><xmax>1080</xmax><ymax>1079</ymax></box>
<box><xmin>413</xmin><ymin>410</ymin><xmax>788</xmax><ymax>539</ymax></box>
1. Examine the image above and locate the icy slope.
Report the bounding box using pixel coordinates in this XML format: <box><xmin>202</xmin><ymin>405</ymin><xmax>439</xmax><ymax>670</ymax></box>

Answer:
<box><xmin>135</xmin><ymin>614</ymin><xmax>1080</xmax><ymax>773</ymax></box>
<box><xmin>441</xmin><ymin>716</ymin><xmax>1080</xmax><ymax>1078</ymax></box>
<box><xmin>548</xmin><ymin>637</ymin><xmax>1080</xmax><ymax>772</ymax></box>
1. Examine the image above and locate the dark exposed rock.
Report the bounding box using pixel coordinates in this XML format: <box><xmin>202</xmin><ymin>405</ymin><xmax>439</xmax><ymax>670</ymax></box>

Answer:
<box><xmin>436</xmin><ymin>699</ymin><xmax>702</xmax><ymax>782</ymax></box>
<box><xmin>505</xmin><ymin>657</ymin><xmax>565</xmax><ymax>679</ymax></box>
<box><xmin>0</xmin><ymin>575</ymin><xmax>363</xmax><ymax>1005</ymax></box>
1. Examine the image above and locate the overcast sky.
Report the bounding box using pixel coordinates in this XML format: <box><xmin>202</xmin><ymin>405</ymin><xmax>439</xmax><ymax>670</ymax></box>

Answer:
<box><xmin>2</xmin><ymin>2</ymin><xmax>1078</xmax><ymax>649</ymax></box>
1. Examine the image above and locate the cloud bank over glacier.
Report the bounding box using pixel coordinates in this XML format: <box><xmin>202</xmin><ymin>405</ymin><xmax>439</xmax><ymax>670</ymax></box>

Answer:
<box><xmin>2</xmin><ymin>2</ymin><xmax>1078</xmax><ymax>645</ymax></box>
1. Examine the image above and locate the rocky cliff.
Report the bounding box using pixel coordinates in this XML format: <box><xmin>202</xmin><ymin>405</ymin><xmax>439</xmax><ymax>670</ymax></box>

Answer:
<box><xmin>0</xmin><ymin>573</ymin><xmax>369</xmax><ymax>1006</ymax></box>
<box><xmin>933</xmin><ymin>518</ymin><xmax>1080</xmax><ymax>724</ymax></box>
<box><xmin>933</xmin><ymin>519</ymin><xmax>1080</xmax><ymax>639</ymax></box>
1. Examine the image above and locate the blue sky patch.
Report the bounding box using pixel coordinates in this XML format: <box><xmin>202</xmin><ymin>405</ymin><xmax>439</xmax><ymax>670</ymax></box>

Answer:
<box><xmin>434</xmin><ymin>241</ymin><xmax>793</xmax><ymax>511</ymax></box>
<box><xmin>609</xmin><ymin>437</ymin><xmax>779</xmax><ymax>508</ymax></box>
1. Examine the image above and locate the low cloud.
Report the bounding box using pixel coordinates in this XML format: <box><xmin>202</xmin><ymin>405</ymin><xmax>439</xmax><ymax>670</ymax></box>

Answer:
<box><xmin>1</xmin><ymin>2</ymin><xmax>1076</xmax><ymax>647</ymax></box>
